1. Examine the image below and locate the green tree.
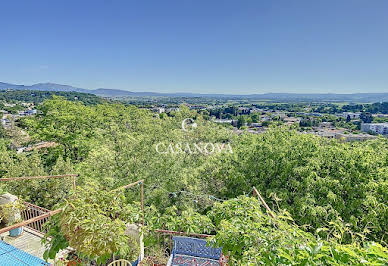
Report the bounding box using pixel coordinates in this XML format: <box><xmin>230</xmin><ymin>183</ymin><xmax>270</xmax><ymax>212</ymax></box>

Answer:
<box><xmin>360</xmin><ymin>112</ymin><xmax>373</xmax><ymax>123</ymax></box>
<box><xmin>237</xmin><ymin>116</ymin><xmax>246</xmax><ymax>129</ymax></box>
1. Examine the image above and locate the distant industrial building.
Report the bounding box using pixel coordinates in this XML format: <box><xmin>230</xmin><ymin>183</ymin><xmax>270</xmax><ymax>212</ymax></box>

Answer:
<box><xmin>361</xmin><ymin>123</ymin><xmax>388</xmax><ymax>135</ymax></box>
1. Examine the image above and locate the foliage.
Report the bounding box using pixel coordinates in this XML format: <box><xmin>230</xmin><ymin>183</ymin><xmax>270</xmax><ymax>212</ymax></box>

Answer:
<box><xmin>42</xmin><ymin>212</ymin><xmax>69</xmax><ymax>261</ymax></box>
<box><xmin>0</xmin><ymin>90</ymin><xmax>105</xmax><ymax>105</ymax></box>
<box><xmin>360</xmin><ymin>112</ymin><xmax>373</xmax><ymax>123</ymax></box>
<box><xmin>0</xmin><ymin>199</ymin><xmax>25</xmax><ymax>226</ymax></box>
<box><xmin>209</xmin><ymin>196</ymin><xmax>388</xmax><ymax>265</ymax></box>
<box><xmin>237</xmin><ymin>116</ymin><xmax>246</xmax><ymax>129</ymax></box>
<box><xmin>0</xmin><ymin>98</ymin><xmax>387</xmax><ymax>263</ymax></box>
<box><xmin>53</xmin><ymin>184</ymin><xmax>141</xmax><ymax>263</ymax></box>
<box><xmin>202</xmin><ymin>128</ymin><xmax>388</xmax><ymax>243</ymax></box>
<box><xmin>0</xmin><ymin>140</ymin><xmax>74</xmax><ymax>208</ymax></box>
<box><xmin>146</xmin><ymin>205</ymin><xmax>214</xmax><ymax>234</ymax></box>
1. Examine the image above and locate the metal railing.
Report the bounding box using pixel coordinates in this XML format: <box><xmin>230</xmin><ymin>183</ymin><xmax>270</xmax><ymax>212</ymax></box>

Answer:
<box><xmin>107</xmin><ymin>259</ymin><xmax>131</xmax><ymax>266</ymax></box>
<box><xmin>21</xmin><ymin>202</ymin><xmax>51</xmax><ymax>233</ymax></box>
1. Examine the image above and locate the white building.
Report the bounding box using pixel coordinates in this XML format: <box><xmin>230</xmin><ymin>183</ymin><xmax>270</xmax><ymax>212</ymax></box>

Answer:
<box><xmin>166</xmin><ymin>107</ymin><xmax>180</xmax><ymax>113</ymax></box>
<box><xmin>335</xmin><ymin>133</ymin><xmax>377</xmax><ymax>142</ymax></box>
<box><xmin>1</xmin><ymin>118</ymin><xmax>10</xmax><ymax>127</ymax></box>
<box><xmin>361</xmin><ymin>123</ymin><xmax>388</xmax><ymax>135</ymax></box>
<box><xmin>250</xmin><ymin>123</ymin><xmax>261</xmax><ymax>127</ymax></box>
<box><xmin>18</xmin><ymin>109</ymin><xmax>37</xmax><ymax>116</ymax></box>
<box><xmin>151</xmin><ymin>107</ymin><xmax>165</xmax><ymax>114</ymax></box>
<box><xmin>339</xmin><ymin>112</ymin><xmax>361</xmax><ymax>119</ymax></box>
<box><xmin>250</xmin><ymin>108</ymin><xmax>263</xmax><ymax>113</ymax></box>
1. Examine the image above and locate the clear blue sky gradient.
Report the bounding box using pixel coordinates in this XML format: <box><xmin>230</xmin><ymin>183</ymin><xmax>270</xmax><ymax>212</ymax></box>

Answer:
<box><xmin>1</xmin><ymin>0</ymin><xmax>388</xmax><ymax>94</ymax></box>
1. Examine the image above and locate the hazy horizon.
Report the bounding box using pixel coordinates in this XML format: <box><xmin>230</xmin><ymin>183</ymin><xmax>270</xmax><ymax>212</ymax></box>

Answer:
<box><xmin>2</xmin><ymin>80</ymin><xmax>388</xmax><ymax>95</ymax></box>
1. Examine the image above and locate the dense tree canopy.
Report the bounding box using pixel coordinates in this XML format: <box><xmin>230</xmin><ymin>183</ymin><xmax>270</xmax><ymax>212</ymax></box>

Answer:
<box><xmin>0</xmin><ymin>98</ymin><xmax>387</xmax><ymax>264</ymax></box>
<box><xmin>0</xmin><ymin>90</ymin><xmax>105</xmax><ymax>105</ymax></box>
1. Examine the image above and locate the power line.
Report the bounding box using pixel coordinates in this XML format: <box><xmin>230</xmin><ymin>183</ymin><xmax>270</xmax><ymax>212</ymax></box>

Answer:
<box><xmin>145</xmin><ymin>183</ymin><xmax>226</xmax><ymax>202</ymax></box>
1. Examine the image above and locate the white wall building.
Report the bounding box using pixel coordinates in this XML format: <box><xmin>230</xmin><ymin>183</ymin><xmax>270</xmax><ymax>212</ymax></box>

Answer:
<box><xmin>151</xmin><ymin>107</ymin><xmax>165</xmax><ymax>114</ymax></box>
<box><xmin>361</xmin><ymin>123</ymin><xmax>388</xmax><ymax>135</ymax></box>
<box><xmin>339</xmin><ymin>112</ymin><xmax>361</xmax><ymax>119</ymax></box>
<box><xmin>1</xmin><ymin>118</ymin><xmax>10</xmax><ymax>127</ymax></box>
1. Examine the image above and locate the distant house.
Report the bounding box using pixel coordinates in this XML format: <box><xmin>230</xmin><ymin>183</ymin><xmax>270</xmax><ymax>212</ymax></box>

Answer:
<box><xmin>315</xmin><ymin>131</ymin><xmax>336</xmax><ymax>139</ymax></box>
<box><xmin>250</xmin><ymin>123</ymin><xmax>261</xmax><ymax>128</ymax></box>
<box><xmin>310</xmin><ymin>112</ymin><xmax>323</xmax><ymax>117</ymax></box>
<box><xmin>374</xmin><ymin>114</ymin><xmax>388</xmax><ymax>118</ymax></box>
<box><xmin>335</xmin><ymin>133</ymin><xmax>377</xmax><ymax>142</ymax></box>
<box><xmin>1</xmin><ymin>118</ymin><xmax>10</xmax><ymax>127</ymax></box>
<box><xmin>189</xmin><ymin>105</ymin><xmax>206</xmax><ymax>110</ymax></box>
<box><xmin>214</xmin><ymin>119</ymin><xmax>232</xmax><ymax>123</ymax></box>
<box><xmin>18</xmin><ymin>109</ymin><xmax>38</xmax><ymax>116</ymax></box>
<box><xmin>283</xmin><ymin>117</ymin><xmax>300</xmax><ymax>125</ymax></box>
<box><xmin>319</xmin><ymin>122</ymin><xmax>332</xmax><ymax>128</ymax></box>
<box><xmin>151</xmin><ymin>107</ymin><xmax>165</xmax><ymax>114</ymax></box>
<box><xmin>339</xmin><ymin>112</ymin><xmax>361</xmax><ymax>119</ymax></box>
<box><xmin>25</xmin><ymin>109</ymin><xmax>37</xmax><ymax>115</ymax></box>
<box><xmin>238</xmin><ymin>107</ymin><xmax>250</xmax><ymax>115</ymax></box>
<box><xmin>310</xmin><ymin>128</ymin><xmax>345</xmax><ymax>139</ymax></box>
<box><xmin>273</xmin><ymin>112</ymin><xmax>286</xmax><ymax>118</ymax></box>
<box><xmin>361</xmin><ymin>123</ymin><xmax>388</xmax><ymax>135</ymax></box>
<box><xmin>261</xmin><ymin>116</ymin><xmax>271</xmax><ymax>121</ymax></box>
<box><xmin>213</xmin><ymin>119</ymin><xmax>238</xmax><ymax>127</ymax></box>
<box><xmin>166</xmin><ymin>107</ymin><xmax>180</xmax><ymax>113</ymax></box>
<box><xmin>250</xmin><ymin>108</ymin><xmax>263</xmax><ymax>113</ymax></box>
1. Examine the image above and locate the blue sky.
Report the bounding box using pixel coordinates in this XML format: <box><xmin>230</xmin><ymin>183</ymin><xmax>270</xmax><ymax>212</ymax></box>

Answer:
<box><xmin>1</xmin><ymin>0</ymin><xmax>388</xmax><ymax>94</ymax></box>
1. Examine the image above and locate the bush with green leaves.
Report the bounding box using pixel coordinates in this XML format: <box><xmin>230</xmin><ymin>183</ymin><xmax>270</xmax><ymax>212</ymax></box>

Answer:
<box><xmin>146</xmin><ymin>205</ymin><xmax>214</xmax><ymax>234</ymax></box>
<box><xmin>202</xmin><ymin>128</ymin><xmax>388</xmax><ymax>243</ymax></box>
<box><xmin>209</xmin><ymin>196</ymin><xmax>388</xmax><ymax>265</ymax></box>
<box><xmin>44</xmin><ymin>183</ymin><xmax>141</xmax><ymax>263</ymax></box>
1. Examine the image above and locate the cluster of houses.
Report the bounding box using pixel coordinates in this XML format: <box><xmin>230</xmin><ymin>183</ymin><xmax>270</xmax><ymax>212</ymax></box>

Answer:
<box><xmin>1</xmin><ymin>110</ymin><xmax>11</xmax><ymax>128</ymax></box>
<box><xmin>1</xmin><ymin>117</ymin><xmax>10</xmax><ymax>128</ymax></box>
<box><xmin>1</xmin><ymin>108</ymin><xmax>37</xmax><ymax>129</ymax></box>
<box><xmin>309</xmin><ymin>127</ymin><xmax>377</xmax><ymax>141</ymax></box>
<box><xmin>212</xmin><ymin>110</ymin><xmax>386</xmax><ymax>141</ymax></box>
<box><xmin>150</xmin><ymin>107</ymin><xmax>180</xmax><ymax>114</ymax></box>
<box><xmin>147</xmin><ymin>104</ymin><xmax>388</xmax><ymax>140</ymax></box>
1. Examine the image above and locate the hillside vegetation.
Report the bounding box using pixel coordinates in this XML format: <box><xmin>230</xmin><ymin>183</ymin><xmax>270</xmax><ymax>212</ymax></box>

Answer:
<box><xmin>0</xmin><ymin>90</ymin><xmax>105</xmax><ymax>105</ymax></box>
<box><xmin>0</xmin><ymin>97</ymin><xmax>387</xmax><ymax>264</ymax></box>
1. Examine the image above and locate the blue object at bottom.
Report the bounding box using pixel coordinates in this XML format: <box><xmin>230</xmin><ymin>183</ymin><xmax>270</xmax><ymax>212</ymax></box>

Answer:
<box><xmin>0</xmin><ymin>240</ymin><xmax>50</xmax><ymax>265</ymax></box>
<box><xmin>9</xmin><ymin>227</ymin><xmax>23</xmax><ymax>237</ymax></box>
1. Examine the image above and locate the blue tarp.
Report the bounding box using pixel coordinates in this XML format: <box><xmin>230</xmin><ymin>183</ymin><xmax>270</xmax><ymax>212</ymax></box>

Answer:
<box><xmin>0</xmin><ymin>241</ymin><xmax>50</xmax><ymax>266</ymax></box>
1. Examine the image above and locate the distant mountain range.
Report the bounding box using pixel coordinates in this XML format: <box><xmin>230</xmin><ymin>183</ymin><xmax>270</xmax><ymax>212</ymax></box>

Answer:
<box><xmin>1</xmin><ymin>81</ymin><xmax>388</xmax><ymax>103</ymax></box>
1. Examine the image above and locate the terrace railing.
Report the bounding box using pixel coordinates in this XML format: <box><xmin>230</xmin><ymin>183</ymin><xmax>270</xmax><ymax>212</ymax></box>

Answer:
<box><xmin>21</xmin><ymin>202</ymin><xmax>51</xmax><ymax>234</ymax></box>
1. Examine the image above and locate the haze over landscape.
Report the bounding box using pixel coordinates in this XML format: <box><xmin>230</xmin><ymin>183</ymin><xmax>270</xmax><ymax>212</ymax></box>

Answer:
<box><xmin>2</xmin><ymin>81</ymin><xmax>388</xmax><ymax>102</ymax></box>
